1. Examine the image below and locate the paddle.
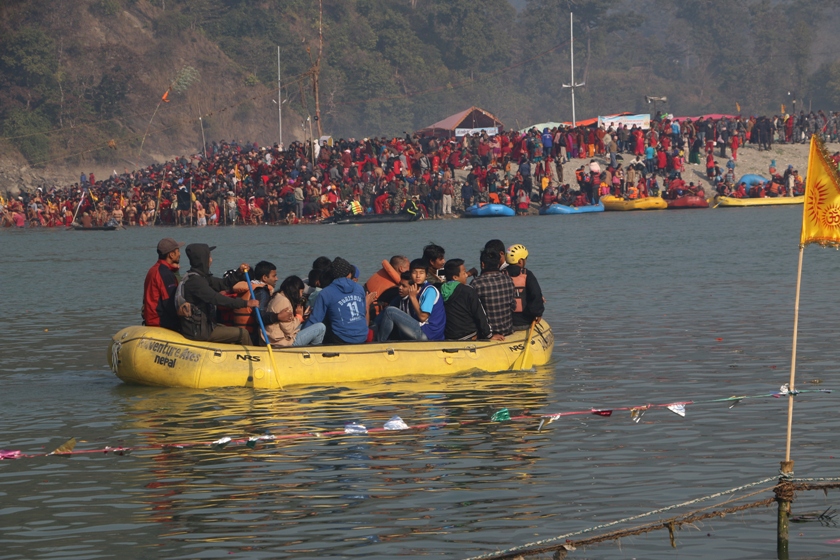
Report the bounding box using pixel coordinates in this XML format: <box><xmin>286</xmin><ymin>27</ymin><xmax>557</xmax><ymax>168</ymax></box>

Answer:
<box><xmin>243</xmin><ymin>268</ymin><xmax>283</xmax><ymax>390</ymax></box>
<box><xmin>511</xmin><ymin>320</ymin><xmax>537</xmax><ymax>371</ymax></box>
<box><xmin>68</xmin><ymin>188</ymin><xmax>86</xmax><ymax>228</ymax></box>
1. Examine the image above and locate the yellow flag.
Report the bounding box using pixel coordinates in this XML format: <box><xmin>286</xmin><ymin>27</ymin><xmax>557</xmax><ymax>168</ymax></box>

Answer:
<box><xmin>736</xmin><ymin>102</ymin><xmax>741</xmax><ymax>113</ymax></box>
<box><xmin>781</xmin><ymin>103</ymin><xmax>786</xmax><ymax>114</ymax></box>
<box><xmin>800</xmin><ymin>135</ymin><xmax>840</xmax><ymax>247</ymax></box>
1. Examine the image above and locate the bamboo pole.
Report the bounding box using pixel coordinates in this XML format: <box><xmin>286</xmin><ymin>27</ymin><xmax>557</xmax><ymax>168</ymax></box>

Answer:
<box><xmin>784</xmin><ymin>245</ymin><xmax>804</xmax><ymax>463</ymax></box>
<box><xmin>778</xmin><ymin>135</ymin><xmax>815</xmax><ymax>557</ymax></box>
<box><xmin>777</xmin><ymin>233</ymin><xmax>804</xmax><ymax>560</ymax></box>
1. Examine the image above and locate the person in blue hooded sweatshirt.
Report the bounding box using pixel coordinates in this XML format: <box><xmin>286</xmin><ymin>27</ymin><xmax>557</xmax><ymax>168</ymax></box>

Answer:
<box><xmin>541</xmin><ymin>127</ymin><xmax>553</xmax><ymax>156</ymax></box>
<box><xmin>303</xmin><ymin>257</ymin><xmax>374</xmax><ymax>344</ymax></box>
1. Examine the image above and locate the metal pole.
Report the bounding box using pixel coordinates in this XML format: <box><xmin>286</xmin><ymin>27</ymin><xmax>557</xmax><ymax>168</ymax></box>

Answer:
<box><xmin>188</xmin><ymin>180</ymin><xmax>192</xmax><ymax>227</ymax></box>
<box><xmin>570</xmin><ymin>12</ymin><xmax>576</xmax><ymax>127</ymax></box>
<box><xmin>277</xmin><ymin>46</ymin><xmax>283</xmax><ymax>149</ymax></box>
<box><xmin>308</xmin><ymin>117</ymin><xmax>315</xmax><ymax>166</ymax></box>
<box><xmin>199</xmin><ymin>117</ymin><xmax>206</xmax><ymax>159</ymax></box>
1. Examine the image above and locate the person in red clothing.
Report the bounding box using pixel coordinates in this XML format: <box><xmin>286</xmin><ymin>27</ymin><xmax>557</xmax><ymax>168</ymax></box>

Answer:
<box><xmin>142</xmin><ymin>237</ymin><xmax>184</xmax><ymax>331</ymax></box>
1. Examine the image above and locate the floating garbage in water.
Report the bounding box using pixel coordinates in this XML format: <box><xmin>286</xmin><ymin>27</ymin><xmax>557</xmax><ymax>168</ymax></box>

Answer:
<box><xmin>383</xmin><ymin>416</ymin><xmax>409</xmax><ymax>430</ymax></box>
<box><xmin>49</xmin><ymin>438</ymin><xmax>77</xmax><ymax>455</ymax></box>
<box><xmin>630</xmin><ymin>407</ymin><xmax>646</xmax><ymax>423</ymax></box>
<box><xmin>344</xmin><ymin>422</ymin><xmax>368</xmax><ymax>435</ymax></box>
<box><xmin>211</xmin><ymin>437</ymin><xmax>232</xmax><ymax>450</ymax></box>
<box><xmin>491</xmin><ymin>408</ymin><xmax>511</xmax><ymax>422</ymax></box>
<box><xmin>791</xmin><ymin>507</ymin><xmax>837</xmax><ymax>526</ymax></box>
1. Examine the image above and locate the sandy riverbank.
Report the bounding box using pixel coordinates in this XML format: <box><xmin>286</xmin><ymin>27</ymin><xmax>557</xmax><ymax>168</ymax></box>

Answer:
<box><xmin>564</xmin><ymin>141</ymin><xmax>839</xmax><ymax>191</ymax></box>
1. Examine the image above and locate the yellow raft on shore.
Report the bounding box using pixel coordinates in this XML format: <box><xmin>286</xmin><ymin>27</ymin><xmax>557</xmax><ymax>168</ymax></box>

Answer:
<box><xmin>108</xmin><ymin>322</ymin><xmax>555</xmax><ymax>389</ymax></box>
<box><xmin>600</xmin><ymin>195</ymin><xmax>668</xmax><ymax>211</ymax></box>
<box><xmin>714</xmin><ymin>195</ymin><xmax>804</xmax><ymax>207</ymax></box>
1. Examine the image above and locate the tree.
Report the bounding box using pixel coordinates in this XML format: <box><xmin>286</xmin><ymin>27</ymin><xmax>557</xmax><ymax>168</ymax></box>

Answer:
<box><xmin>0</xmin><ymin>27</ymin><xmax>57</xmax><ymax>89</ymax></box>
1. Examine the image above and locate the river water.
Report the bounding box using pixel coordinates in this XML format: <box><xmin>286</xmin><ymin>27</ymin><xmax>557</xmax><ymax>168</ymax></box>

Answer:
<box><xmin>1</xmin><ymin>208</ymin><xmax>840</xmax><ymax>559</ymax></box>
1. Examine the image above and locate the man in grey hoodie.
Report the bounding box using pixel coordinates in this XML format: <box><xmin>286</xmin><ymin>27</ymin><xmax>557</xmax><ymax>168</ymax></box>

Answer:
<box><xmin>178</xmin><ymin>243</ymin><xmax>258</xmax><ymax>345</ymax></box>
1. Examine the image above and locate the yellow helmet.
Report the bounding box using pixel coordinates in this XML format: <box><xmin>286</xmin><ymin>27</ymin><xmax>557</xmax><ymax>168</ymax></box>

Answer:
<box><xmin>505</xmin><ymin>244</ymin><xmax>529</xmax><ymax>265</ymax></box>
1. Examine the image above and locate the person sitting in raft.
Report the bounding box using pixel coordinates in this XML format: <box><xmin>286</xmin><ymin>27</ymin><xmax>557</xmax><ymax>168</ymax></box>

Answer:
<box><xmin>441</xmin><ymin>258</ymin><xmax>501</xmax><ymax>341</ymax></box>
<box><xmin>365</xmin><ymin>255</ymin><xmax>409</xmax><ymax>317</ymax></box>
<box><xmin>177</xmin><ymin>243</ymin><xmax>258</xmax><ymax>346</ymax></box>
<box><xmin>142</xmin><ymin>237</ymin><xmax>184</xmax><ymax>332</ymax></box>
<box><xmin>471</xmin><ymin>247</ymin><xmax>516</xmax><ymax>337</ymax></box>
<box><xmin>484</xmin><ymin>239</ymin><xmax>508</xmax><ymax>271</ymax></box>
<box><xmin>304</xmin><ymin>256</ymin><xmax>332</xmax><ymax>306</ymax></box>
<box><xmin>264</xmin><ymin>275</ymin><xmax>326</xmax><ymax>347</ymax></box>
<box><xmin>504</xmin><ymin>244</ymin><xmax>544</xmax><ymax>332</ymax></box>
<box><xmin>732</xmin><ymin>182</ymin><xmax>747</xmax><ymax>198</ymax></box>
<box><xmin>421</xmin><ymin>243</ymin><xmax>446</xmax><ymax>286</ymax></box>
<box><xmin>249</xmin><ymin>261</ymin><xmax>293</xmax><ymax>343</ymax></box>
<box><xmin>374</xmin><ymin>259</ymin><xmax>446</xmax><ymax>342</ymax></box>
<box><xmin>303</xmin><ymin>257</ymin><xmax>374</xmax><ymax>344</ymax></box>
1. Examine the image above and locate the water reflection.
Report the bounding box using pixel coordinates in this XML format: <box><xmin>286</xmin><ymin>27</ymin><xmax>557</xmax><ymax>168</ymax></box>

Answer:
<box><xmin>108</xmin><ymin>372</ymin><xmax>551</xmax><ymax>556</ymax></box>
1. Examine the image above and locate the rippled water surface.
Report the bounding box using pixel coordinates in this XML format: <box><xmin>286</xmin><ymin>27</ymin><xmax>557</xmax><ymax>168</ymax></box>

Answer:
<box><xmin>2</xmin><ymin>209</ymin><xmax>840</xmax><ymax>559</ymax></box>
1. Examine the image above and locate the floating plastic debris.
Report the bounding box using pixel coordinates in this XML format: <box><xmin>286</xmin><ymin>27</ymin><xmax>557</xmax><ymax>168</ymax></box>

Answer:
<box><xmin>49</xmin><ymin>438</ymin><xmax>77</xmax><ymax>455</ymax></box>
<box><xmin>383</xmin><ymin>416</ymin><xmax>409</xmax><ymax>430</ymax></box>
<box><xmin>630</xmin><ymin>408</ymin><xmax>646</xmax><ymax>423</ymax></box>
<box><xmin>344</xmin><ymin>423</ymin><xmax>368</xmax><ymax>434</ymax></box>
<box><xmin>246</xmin><ymin>434</ymin><xmax>276</xmax><ymax>448</ymax></box>
<box><xmin>491</xmin><ymin>408</ymin><xmax>511</xmax><ymax>422</ymax></box>
<box><xmin>211</xmin><ymin>437</ymin><xmax>232</xmax><ymax>449</ymax></box>
<box><xmin>667</xmin><ymin>404</ymin><xmax>686</xmax><ymax>417</ymax></box>
<box><xmin>104</xmin><ymin>446</ymin><xmax>131</xmax><ymax>456</ymax></box>
<box><xmin>592</xmin><ymin>409</ymin><xmax>612</xmax><ymax>417</ymax></box>
<box><xmin>0</xmin><ymin>450</ymin><xmax>22</xmax><ymax>460</ymax></box>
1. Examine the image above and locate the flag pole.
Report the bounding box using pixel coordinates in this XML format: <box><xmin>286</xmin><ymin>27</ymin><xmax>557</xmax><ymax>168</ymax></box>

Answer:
<box><xmin>779</xmin><ymin>137</ymin><xmax>816</xmax><ymax>559</ymax></box>
<box><xmin>784</xmin><ymin>244</ymin><xmax>803</xmax><ymax>465</ymax></box>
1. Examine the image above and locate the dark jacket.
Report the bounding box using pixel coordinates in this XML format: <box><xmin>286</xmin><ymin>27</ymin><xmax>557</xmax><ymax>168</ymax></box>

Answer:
<box><xmin>179</xmin><ymin>244</ymin><xmax>247</xmax><ymax>341</ymax></box>
<box><xmin>507</xmin><ymin>265</ymin><xmax>545</xmax><ymax>328</ymax></box>
<box><xmin>441</xmin><ymin>281</ymin><xmax>491</xmax><ymax>340</ymax></box>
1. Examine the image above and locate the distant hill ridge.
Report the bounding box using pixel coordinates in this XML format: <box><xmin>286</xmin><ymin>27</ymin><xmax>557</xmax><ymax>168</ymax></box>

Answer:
<box><xmin>0</xmin><ymin>0</ymin><xmax>838</xmax><ymax>177</ymax></box>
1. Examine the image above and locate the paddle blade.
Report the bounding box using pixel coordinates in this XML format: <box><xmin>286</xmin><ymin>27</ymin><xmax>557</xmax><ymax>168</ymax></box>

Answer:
<box><xmin>511</xmin><ymin>322</ymin><xmax>537</xmax><ymax>370</ymax></box>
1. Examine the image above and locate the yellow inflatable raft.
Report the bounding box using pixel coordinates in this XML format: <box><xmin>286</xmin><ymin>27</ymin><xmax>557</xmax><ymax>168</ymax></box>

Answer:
<box><xmin>108</xmin><ymin>321</ymin><xmax>555</xmax><ymax>389</ymax></box>
<box><xmin>600</xmin><ymin>195</ymin><xmax>668</xmax><ymax>211</ymax></box>
<box><xmin>714</xmin><ymin>195</ymin><xmax>804</xmax><ymax>207</ymax></box>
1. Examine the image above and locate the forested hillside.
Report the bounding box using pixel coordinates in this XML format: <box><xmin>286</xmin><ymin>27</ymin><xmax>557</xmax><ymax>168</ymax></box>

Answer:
<box><xmin>1</xmin><ymin>0</ymin><xmax>839</xmax><ymax>172</ymax></box>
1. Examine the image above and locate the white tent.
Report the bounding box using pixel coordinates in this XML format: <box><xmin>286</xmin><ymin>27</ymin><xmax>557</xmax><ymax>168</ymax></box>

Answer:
<box><xmin>519</xmin><ymin>122</ymin><xmax>564</xmax><ymax>133</ymax></box>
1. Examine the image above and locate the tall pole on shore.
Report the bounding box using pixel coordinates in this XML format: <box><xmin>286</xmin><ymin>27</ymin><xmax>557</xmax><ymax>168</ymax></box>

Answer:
<box><xmin>198</xmin><ymin>98</ymin><xmax>207</xmax><ymax>159</ymax></box>
<box><xmin>570</xmin><ymin>12</ymin><xmax>575</xmax><ymax>126</ymax></box>
<box><xmin>562</xmin><ymin>12</ymin><xmax>584</xmax><ymax>127</ymax></box>
<box><xmin>277</xmin><ymin>46</ymin><xmax>283</xmax><ymax>149</ymax></box>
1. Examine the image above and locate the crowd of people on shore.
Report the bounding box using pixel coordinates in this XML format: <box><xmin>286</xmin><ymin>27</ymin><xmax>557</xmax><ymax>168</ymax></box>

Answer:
<box><xmin>143</xmin><ymin>238</ymin><xmax>544</xmax><ymax>347</ymax></box>
<box><xmin>3</xmin><ymin>110</ymin><xmax>840</xmax><ymax>228</ymax></box>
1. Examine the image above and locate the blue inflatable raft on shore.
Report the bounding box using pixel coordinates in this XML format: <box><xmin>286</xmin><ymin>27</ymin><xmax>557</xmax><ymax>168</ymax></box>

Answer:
<box><xmin>464</xmin><ymin>203</ymin><xmax>516</xmax><ymax>217</ymax></box>
<box><xmin>539</xmin><ymin>200</ymin><xmax>605</xmax><ymax>215</ymax></box>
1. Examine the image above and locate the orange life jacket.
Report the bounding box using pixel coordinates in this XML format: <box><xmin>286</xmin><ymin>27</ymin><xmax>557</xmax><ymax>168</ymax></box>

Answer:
<box><xmin>511</xmin><ymin>270</ymin><xmax>527</xmax><ymax>313</ymax></box>
<box><xmin>218</xmin><ymin>291</ymin><xmax>257</xmax><ymax>333</ymax></box>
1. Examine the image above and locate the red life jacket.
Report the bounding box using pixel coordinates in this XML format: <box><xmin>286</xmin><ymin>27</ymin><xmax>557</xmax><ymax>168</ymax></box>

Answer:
<box><xmin>218</xmin><ymin>291</ymin><xmax>257</xmax><ymax>333</ymax></box>
<box><xmin>511</xmin><ymin>270</ymin><xmax>527</xmax><ymax>313</ymax></box>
